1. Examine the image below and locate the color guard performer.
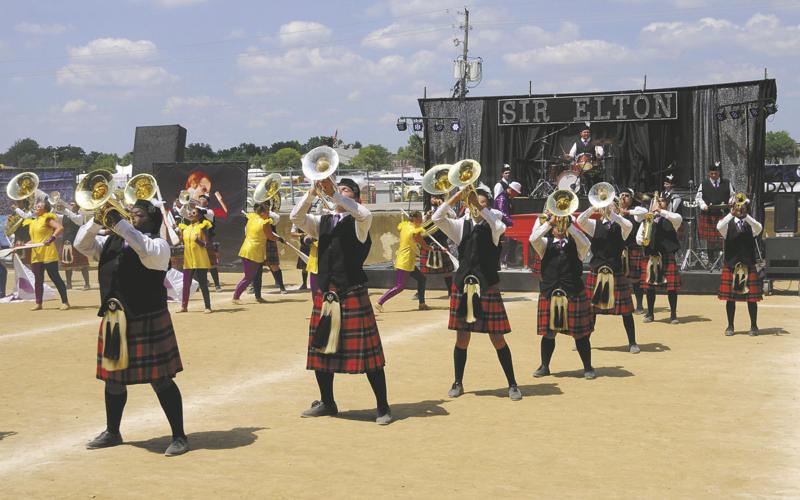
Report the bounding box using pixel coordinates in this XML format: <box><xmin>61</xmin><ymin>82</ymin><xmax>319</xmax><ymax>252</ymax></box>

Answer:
<box><xmin>431</xmin><ymin>185</ymin><xmax>522</xmax><ymax>401</ymax></box>
<box><xmin>18</xmin><ymin>199</ymin><xmax>70</xmax><ymax>310</ymax></box>
<box><xmin>290</xmin><ymin>177</ymin><xmax>392</xmax><ymax>424</ymax></box>
<box><xmin>619</xmin><ymin>189</ymin><xmax>647</xmax><ymax>313</ymax></box>
<box><xmin>375</xmin><ymin>211</ymin><xmax>429</xmax><ymax>311</ymax></box>
<box><xmin>696</xmin><ymin>163</ymin><xmax>734</xmax><ymax>262</ymax></box>
<box><xmin>232</xmin><ymin>203</ymin><xmax>278</xmax><ymax>304</ymax></box>
<box><xmin>420</xmin><ymin>195</ymin><xmax>455</xmax><ymax>295</ymax></box>
<box><xmin>577</xmin><ymin>198</ymin><xmax>639</xmax><ymax>353</ymax></box>
<box><xmin>75</xmin><ymin>200</ymin><xmax>188</xmax><ymax>456</ymax></box>
<box><xmin>530</xmin><ymin>212</ymin><xmax>596</xmax><ymax>379</ymax></box>
<box><xmin>637</xmin><ymin>193</ymin><xmax>683</xmax><ymax>324</ymax></box>
<box><xmin>717</xmin><ymin>196</ymin><xmax>763</xmax><ymax>336</ymax></box>
<box><xmin>262</xmin><ymin>204</ymin><xmax>287</xmax><ymax>295</ymax></box>
<box><xmin>60</xmin><ymin>202</ymin><xmax>92</xmax><ymax>290</ymax></box>
<box><xmin>176</xmin><ymin>207</ymin><xmax>212</xmax><ymax>313</ymax></box>
<box><xmin>196</xmin><ymin>194</ymin><xmax>222</xmax><ymax>292</ymax></box>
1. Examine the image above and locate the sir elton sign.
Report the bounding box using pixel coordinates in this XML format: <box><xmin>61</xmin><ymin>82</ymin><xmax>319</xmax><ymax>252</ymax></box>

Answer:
<box><xmin>498</xmin><ymin>91</ymin><xmax>678</xmax><ymax>126</ymax></box>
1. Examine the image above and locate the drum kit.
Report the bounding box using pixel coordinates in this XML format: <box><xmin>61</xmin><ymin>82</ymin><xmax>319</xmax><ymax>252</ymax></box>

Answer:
<box><xmin>530</xmin><ymin>139</ymin><xmax>614</xmax><ymax>198</ymax></box>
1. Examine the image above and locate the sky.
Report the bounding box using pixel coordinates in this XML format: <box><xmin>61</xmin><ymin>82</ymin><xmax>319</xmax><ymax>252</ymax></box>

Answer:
<box><xmin>1</xmin><ymin>0</ymin><xmax>798</xmax><ymax>156</ymax></box>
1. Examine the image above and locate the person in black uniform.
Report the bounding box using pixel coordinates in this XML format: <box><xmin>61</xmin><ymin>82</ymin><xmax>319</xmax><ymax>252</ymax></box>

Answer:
<box><xmin>619</xmin><ymin>189</ymin><xmax>647</xmax><ymax>313</ymax></box>
<box><xmin>717</xmin><ymin>198</ymin><xmax>763</xmax><ymax>336</ymax></box>
<box><xmin>696</xmin><ymin>164</ymin><xmax>735</xmax><ymax>263</ymax></box>
<box><xmin>59</xmin><ymin>202</ymin><xmax>92</xmax><ymax>290</ymax></box>
<box><xmin>568</xmin><ymin>128</ymin><xmax>604</xmax><ymax>162</ymax></box>
<box><xmin>75</xmin><ymin>200</ymin><xmax>188</xmax><ymax>456</ymax></box>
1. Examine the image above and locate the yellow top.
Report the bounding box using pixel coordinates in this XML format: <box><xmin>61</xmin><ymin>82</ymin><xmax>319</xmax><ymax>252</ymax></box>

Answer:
<box><xmin>29</xmin><ymin>213</ymin><xmax>59</xmax><ymax>263</ymax></box>
<box><xmin>394</xmin><ymin>220</ymin><xmax>424</xmax><ymax>272</ymax></box>
<box><xmin>306</xmin><ymin>241</ymin><xmax>319</xmax><ymax>274</ymax></box>
<box><xmin>238</xmin><ymin>213</ymin><xmax>273</xmax><ymax>263</ymax></box>
<box><xmin>179</xmin><ymin>220</ymin><xmax>212</xmax><ymax>269</ymax></box>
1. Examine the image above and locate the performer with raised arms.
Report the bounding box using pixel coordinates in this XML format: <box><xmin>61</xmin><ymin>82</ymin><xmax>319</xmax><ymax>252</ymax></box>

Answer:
<box><xmin>375</xmin><ymin>210</ymin><xmax>429</xmax><ymax>312</ymax></box>
<box><xmin>17</xmin><ymin>199</ymin><xmax>70</xmax><ymax>310</ymax></box>
<box><xmin>696</xmin><ymin>163</ymin><xmax>735</xmax><ymax>264</ymax></box>
<box><xmin>619</xmin><ymin>189</ymin><xmax>647</xmax><ymax>313</ymax></box>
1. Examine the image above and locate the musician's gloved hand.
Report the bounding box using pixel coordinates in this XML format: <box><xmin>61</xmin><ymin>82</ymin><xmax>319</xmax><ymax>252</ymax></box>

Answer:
<box><xmin>104</xmin><ymin>209</ymin><xmax>124</xmax><ymax>228</ymax></box>
<box><xmin>276</xmin><ymin>236</ymin><xmax>286</xmax><ymax>244</ymax></box>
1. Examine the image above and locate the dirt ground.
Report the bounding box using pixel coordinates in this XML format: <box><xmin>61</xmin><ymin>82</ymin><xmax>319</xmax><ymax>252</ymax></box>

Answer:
<box><xmin>1</xmin><ymin>270</ymin><xmax>798</xmax><ymax>499</ymax></box>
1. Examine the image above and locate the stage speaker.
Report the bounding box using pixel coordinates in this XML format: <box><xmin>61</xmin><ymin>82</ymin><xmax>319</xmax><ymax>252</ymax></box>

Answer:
<box><xmin>765</xmin><ymin>237</ymin><xmax>800</xmax><ymax>277</ymax></box>
<box><xmin>773</xmin><ymin>193</ymin><xmax>798</xmax><ymax>234</ymax></box>
<box><xmin>133</xmin><ymin>125</ymin><xmax>187</xmax><ymax>175</ymax></box>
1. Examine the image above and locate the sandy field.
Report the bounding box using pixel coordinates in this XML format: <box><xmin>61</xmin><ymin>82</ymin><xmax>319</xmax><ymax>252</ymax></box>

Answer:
<box><xmin>0</xmin><ymin>270</ymin><xmax>798</xmax><ymax>499</ymax></box>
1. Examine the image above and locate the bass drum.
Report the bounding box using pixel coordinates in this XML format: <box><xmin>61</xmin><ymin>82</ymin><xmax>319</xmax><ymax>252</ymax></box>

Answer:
<box><xmin>556</xmin><ymin>170</ymin><xmax>581</xmax><ymax>193</ymax></box>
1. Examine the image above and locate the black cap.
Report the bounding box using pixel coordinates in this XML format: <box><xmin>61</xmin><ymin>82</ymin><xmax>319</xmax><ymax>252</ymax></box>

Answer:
<box><xmin>664</xmin><ymin>173</ymin><xmax>675</xmax><ymax>183</ymax></box>
<box><xmin>337</xmin><ymin>177</ymin><xmax>361</xmax><ymax>200</ymax></box>
<box><xmin>709</xmin><ymin>163</ymin><xmax>721</xmax><ymax>172</ymax></box>
<box><xmin>501</xmin><ymin>164</ymin><xmax>511</xmax><ymax>173</ymax></box>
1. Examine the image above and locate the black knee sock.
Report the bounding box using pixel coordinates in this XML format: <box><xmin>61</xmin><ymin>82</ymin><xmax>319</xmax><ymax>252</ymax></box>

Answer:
<box><xmin>633</xmin><ymin>284</ymin><xmax>643</xmax><ymax>310</ymax></box>
<box><xmin>726</xmin><ymin>300</ymin><xmax>736</xmax><ymax>327</ymax></box>
<box><xmin>453</xmin><ymin>346</ymin><xmax>467</xmax><ymax>383</ymax></box>
<box><xmin>366</xmin><ymin>369</ymin><xmax>390</xmax><ymax>414</ymax></box>
<box><xmin>444</xmin><ymin>276</ymin><xmax>453</xmax><ymax>296</ymax></box>
<box><xmin>154</xmin><ymin>381</ymin><xmax>185</xmax><ymax>439</ymax></box>
<box><xmin>273</xmin><ymin>270</ymin><xmax>285</xmax><ymax>290</ymax></box>
<box><xmin>495</xmin><ymin>345</ymin><xmax>517</xmax><ymax>386</ymax></box>
<box><xmin>315</xmin><ymin>371</ymin><xmax>335</xmax><ymax>406</ymax></box>
<box><xmin>301</xmin><ymin>271</ymin><xmax>308</xmax><ymax>287</ymax></box>
<box><xmin>210</xmin><ymin>268</ymin><xmax>220</xmax><ymax>288</ymax></box>
<box><xmin>748</xmin><ymin>302</ymin><xmax>758</xmax><ymax>328</ymax></box>
<box><xmin>66</xmin><ymin>270</ymin><xmax>73</xmax><ymax>288</ymax></box>
<box><xmin>575</xmin><ymin>336</ymin><xmax>593</xmax><ymax>371</ymax></box>
<box><xmin>540</xmin><ymin>337</ymin><xmax>555</xmax><ymax>368</ymax></box>
<box><xmin>668</xmin><ymin>291</ymin><xmax>677</xmax><ymax>317</ymax></box>
<box><xmin>623</xmin><ymin>314</ymin><xmax>636</xmax><ymax>345</ymax></box>
<box><xmin>646</xmin><ymin>289</ymin><xmax>656</xmax><ymax>316</ymax></box>
<box><xmin>104</xmin><ymin>389</ymin><xmax>127</xmax><ymax>434</ymax></box>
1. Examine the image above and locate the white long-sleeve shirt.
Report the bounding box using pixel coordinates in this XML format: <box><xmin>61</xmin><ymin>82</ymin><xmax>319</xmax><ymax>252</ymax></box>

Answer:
<box><xmin>569</xmin><ymin>140</ymin><xmax>604</xmax><ymax>159</ymax></box>
<box><xmin>576</xmin><ymin>207</ymin><xmax>633</xmax><ymax>240</ymax></box>
<box><xmin>431</xmin><ymin>202</ymin><xmax>505</xmax><ymax>246</ymax></box>
<box><xmin>635</xmin><ymin>209</ymin><xmax>682</xmax><ymax>245</ymax></box>
<box><xmin>716</xmin><ymin>213</ymin><xmax>762</xmax><ymax>238</ymax></box>
<box><xmin>529</xmin><ymin>218</ymin><xmax>590</xmax><ymax>260</ymax></box>
<box><xmin>695</xmin><ymin>179</ymin><xmax>735</xmax><ymax>210</ymax></box>
<box><xmin>74</xmin><ymin>219</ymin><xmax>171</xmax><ymax>271</ymax></box>
<box><xmin>289</xmin><ymin>191</ymin><xmax>371</xmax><ymax>243</ymax></box>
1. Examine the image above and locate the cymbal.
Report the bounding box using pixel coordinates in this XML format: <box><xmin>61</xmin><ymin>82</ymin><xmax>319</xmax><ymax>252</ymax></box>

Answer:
<box><xmin>534</xmin><ymin>159</ymin><xmax>554</xmax><ymax>163</ymax></box>
<box><xmin>593</xmin><ymin>138</ymin><xmax>613</xmax><ymax>145</ymax></box>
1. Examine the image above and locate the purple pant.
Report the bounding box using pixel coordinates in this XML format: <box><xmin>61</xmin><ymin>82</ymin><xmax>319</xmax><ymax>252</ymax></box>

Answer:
<box><xmin>378</xmin><ymin>267</ymin><xmax>425</xmax><ymax>305</ymax></box>
<box><xmin>233</xmin><ymin>258</ymin><xmax>262</xmax><ymax>300</ymax></box>
<box><xmin>182</xmin><ymin>268</ymin><xmax>211</xmax><ymax>309</ymax></box>
<box><xmin>31</xmin><ymin>261</ymin><xmax>68</xmax><ymax>305</ymax></box>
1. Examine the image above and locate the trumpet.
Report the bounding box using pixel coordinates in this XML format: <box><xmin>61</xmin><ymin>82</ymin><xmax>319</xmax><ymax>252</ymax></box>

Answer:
<box><xmin>252</xmin><ymin>173</ymin><xmax>283</xmax><ymax>212</ymax></box>
<box><xmin>302</xmin><ymin>146</ymin><xmax>339</xmax><ymax>211</ymax></box>
<box><xmin>545</xmin><ymin>189</ymin><xmax>579</xmax><ymax>233</ymax></box>
<box><xmin>449</xmin><ymin>159</ymin><xmax>483</xmax><ymax>219</ymax></box>
<box><xmin>588</xmin><ymin>182</ymin><xmax>618</xmax><ymax>217</ymax></box>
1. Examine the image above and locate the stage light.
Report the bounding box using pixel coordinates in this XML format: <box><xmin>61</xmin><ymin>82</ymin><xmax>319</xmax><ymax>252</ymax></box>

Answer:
<box><xmin>433</xmin><ymin>121</ymin><xmax>444</xmax><ymax>132</ymax></box>
<box><xmin>765</xmin><ymin>102</ymin><xmax>778</xmax><ymax>116</ymax></box>
<box><xmin>396</xmin><ymin>119</ymin><xmax>407</xmax><ymax>131</ymax></box>
<box><xmin>749</xmin><ymin>107</ymin><xmax>760</xmax><ymax>118</ymax></box>
<box><xmin>715</xmin><ymin>111</ymin><xmax>727</xmax><ymax>122</ymax></box>
<box><xmin>450</xmin><ymin>120</ymin><xmax>460</xmax><ymax>132</ymax></box>
<box><xmin>729</xmin><ymin>109</ymin><xmax>742</xmax><ymax>120</ymax></box>
<box><xmin>412</xmin><ymin>120</ymin><xmax>424</xmax><ymax>132</ymax></box>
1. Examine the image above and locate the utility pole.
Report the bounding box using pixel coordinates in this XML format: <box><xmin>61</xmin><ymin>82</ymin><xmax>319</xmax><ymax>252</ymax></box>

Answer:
<box><xmin>52</xmin><ymin>151</ymin><xmax>58</xmax><ymax>168</ymax></box>
<box><xmin>459</xmin><ymin>7</ymin><xmax>470</xmax><ymax>99</ymax></box>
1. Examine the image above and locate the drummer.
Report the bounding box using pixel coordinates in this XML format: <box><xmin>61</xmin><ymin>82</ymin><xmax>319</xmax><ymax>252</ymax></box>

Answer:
<box><xmin>568</xmin><ymin>128</ymin><xmax>604</xmax><ymax>163</ymax></box>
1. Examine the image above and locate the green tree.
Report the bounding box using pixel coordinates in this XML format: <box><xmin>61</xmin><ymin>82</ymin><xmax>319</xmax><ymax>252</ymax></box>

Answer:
<box><xmin>91</xmin><ymin>153</ymin><xmax>119</xmax><ymax>171</ymax></box>
<box><xmin>266</xmin><ymin>147</ymin><xmax>301</xmax><ymax>171</ymax></box>
<box><xmin>350</xmin><ymin>144</ymin><xmax>392</xmax><ymax>170</ymax></box>
<box><xmin>120</xmin><ymin>152</ymin><xmax>134</xmax><ymax>165</ymax></box>
<box><xmin>185</xmin><ymin>143</ymin><xmax>216</xmax><ymax>160</ymax></box>
<box><xmin>765</xmin><ymin>131</ymin><xmax>798</xmax><ymax>162</ymax></box>
<box><xmin>3</xmin><ymin>138</ymin><xmax>41</xmax><ymax>166</ymax></box>
<box><xmin>396</xmin><ymin>134</ymin><xmax>424</xmax><ymax>168</ymax></box>
<box><xmin>267</xmin><ymin>140</ymin><xmax>302</xmax><ymax>154</ymax></box>
<box><xmin>303</xmin><ymin>136</ymin><xmax>333</xmax><ymax>153</ymax></box>
<box><xmin>57</xmin><ymin>145</ymin><xmax>86</xmax><ymax>162</ymax></box>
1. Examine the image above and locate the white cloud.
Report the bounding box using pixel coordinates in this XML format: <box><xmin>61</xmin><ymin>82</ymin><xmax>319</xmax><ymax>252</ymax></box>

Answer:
<box><xmin>57</xmin><ymin>38</ymin><xmax>176</xmax><ymax>88</ymax></box>
<box><xmin>14</xmin><ymin>22</ymin><xmax>70</xmax><ymax>35</ymax></box>
<box><xmin>504</xmin><ymin>40</ymin><xmax>631</xmax><ymax>68</ymax></box>
<box><xmin>163</xmin><ymin>95</ymin><xmax>226</xmax><ymax>114</ymax></box>
<box><xmin>152</xmin><ymin>0</ymin><xmax>206</xmax><ymax>7</ymax></box>
<box><xmin>247</xmin><ymin>109</ymin><xmax>291</xmax><ymax>128</ymax></box>
<box><xmin>347</xmin><ymin>91</ymin><xmax>361</xmax><ymax>101</ymax></box>
<box><xmin>61</xmin><ymin>99</ymin><xmax>96</xmax><ymax>114</ymax></box>
<box><xmin>278</xmin><ymin>21</ymin><xmax>332</xmax><ymax>47</ymax></box>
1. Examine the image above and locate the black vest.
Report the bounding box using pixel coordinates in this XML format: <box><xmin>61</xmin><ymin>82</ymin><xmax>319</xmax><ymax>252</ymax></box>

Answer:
<box><xmin>62</xmin><ymin>216</ymin><xmax>80</xmax><ymax>243</ymax></box>
<box><xmin>316</xmin><ymin>214</ymin><xmax>371</xmax><ymax>292</ymax></box>
<box><xmin>454</xmin><ymin>220</ymin><xmax>501</xmax><ymax>288</ymax></box>
<box><xmin>574</xmin><ymin>139</ymin><xmax>594</xmax><ymax>156</ymax></box>
<box><xmin>644</xmin><ymin>216</ymin><xmax>680</xmax><ymax>256</ymax></box>
<box><xmin>702</xmin><ymin>179</ymin><xmax>731</xmax><ymax>208</ymax></box>
<box><xmin>539</xmin><ymin>235</ymin><xmax>584</xmax><ymax>296</ymax></box>
<box><xmin>590</xmin><ymin>221</ymin><xmax>624</xmax><ymax>272</ymax></box>
<box><xmin>97</xmin><ymin>234</ymin><xmax>168</xmax><ymax>317</ymax></box>
<box><xmin>724</xmin><ymin>219</ymin><xmax>757</xmax><ymax>267</ymax></box>
<box><xmin>623</xmin><ymin>213</ymin><xmax>641</xmax><ymax>248</ymax></box>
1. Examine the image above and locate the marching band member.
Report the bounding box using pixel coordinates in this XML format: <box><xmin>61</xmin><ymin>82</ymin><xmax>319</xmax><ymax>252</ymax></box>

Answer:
<box><xmin>568</xmin><ymin>127</ymin><xmax>604</xmax><ymax>161</ymax></box>
<box><xmin>290</xmin><ymin>177</ymin><xmax>392</xmax><ymax>425</ymax></box>
<box><xmin>22</xmin><ymin>199</ymin><xmax>70</xmax><ymax>310</ymax></box>
<box><xmin>717</xmin><ymin>197</ymin><xmax>763</xmax><ymax>336</ymax></box>
<box><xmin>290</xmin><ymin>224</ymin><xmax>312</xmax><ymax>291</ymax></box>
<box><xmin>232</xmin><ymin>203</ymin><xmax>279</xmax><ymax>304</ymax></box>
<box><xmin>420</xmin><ymin>195</ymin><xmax>455</xmax><ymax>296</ymax></box>
<box><xmin>432</xmin><ymin>185</ymin><xmax>522</xmax><ymax>401</ymax></box>
<box><xmin>577</xmin><ymin>200</ymin><xmax>639</xmax><ymax>353</ymax></box>
<box><xmin>662</xmin><ymin>174</ymin><xmax>683</xmax><ymax>213</ymax></box>
<box><xmin>376</xmin><ymin>211</ymin><xmax>429</xmax><ymax>312</ymax></box>
<box><xmin>494</xmin><ymin>180</ymin><xmax>522</xmax><ymax>269</ymax></box>
<box><xmin>195</xmin><ymin>195</ymin><xmax>222</xmax><ymax>292</ymax></box>
<box><xmin>59</xmin><ymin>202</ymin><xmax>91</xmax><ymax>290</ymax></box>
<box><xmin>75</xmin><ymin>200</ymin><xmax>188</xmax><ymax>456</ymax></box>
<box><xmin>259</xmin><ymin>204</ymin><xmax>287</xmax><ymax>295</ymax></box>
<box><xmin>619</xmin><ymin>189</ymin><xmax>647</xmax><ymax>313</ymax></box>
<box><xmin>637</xmin><ymin>193</ymin><xmax>683</xmax><ymax>324</ymax></box>
<box><xmin>530</xmin><ymin>213</ymin><xmax>596</xmax><ymax>379</ymax></box>
<box><xmin>176</xmin><ymin>207</ymin><xmax>213</xmax><ymax>313</ymax></box>
<box><xmin>696</xmin><ymin>164</ymin><xmax>735</xmax><ymax>263</ymax></box>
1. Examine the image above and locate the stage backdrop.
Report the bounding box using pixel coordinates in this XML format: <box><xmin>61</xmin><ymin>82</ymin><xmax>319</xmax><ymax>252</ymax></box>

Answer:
<box><xmin>153</xmin><ymin>161</ymin><xmax>248</xmax><ymax>267</ymax></box>
<box><xmin>0</xmin><ymin>168</ymin><xmax>77</xmax><ymax>214</ymax></box>
<box><xmin>421</xmin><ymin>79</ymin><xmax>777</xmax><ymax>219</ymax></box>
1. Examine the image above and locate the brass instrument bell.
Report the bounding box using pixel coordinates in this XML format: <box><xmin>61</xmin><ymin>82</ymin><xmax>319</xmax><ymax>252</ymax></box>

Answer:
<box><xmin>545</xmin><ymin>189</ymin><xmax>578</xmax><ymax>233</ymax></box>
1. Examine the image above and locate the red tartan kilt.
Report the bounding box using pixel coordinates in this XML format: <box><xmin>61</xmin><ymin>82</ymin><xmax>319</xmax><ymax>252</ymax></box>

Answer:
<box><xmin>420</xmin><ymin>246</ymin><xmax>454</xmax><ymax>274</ymax></box>
<box><xmin>306</xmin><ymin>286</ymin><xmax>385</xmax><ymax>374</ymax></box>
<box><xmin>97</xmin><ymin>308</ymin><xmax>183</xmax><ymax>385</ymax></box>
<box><xmin>536</xmin><ymin>292</ymin><xmax>593</xmax><ymax>339</ymax></box>
<box><xmin>265</xmin><ymin>240</ymin><xmax>280</xmax><ymax>266</ymax></box>
<box><xmin>718</xmin><ymin>264</ymin><xmax>763</xmax><ymax>302</ymax></box>
<box><xmin>626</xmin><ymin>246</ymin><xmax>644</xmax><ymax>281</ymax></box>
<box><xmin>60</xmin><ymin>246</ymin><xmax>90</xmax><ymax>269</ymax></box>
<box><xmin>448</xmin><ymin>283</ymin><xmax>511</xmax><ymax>334</ymax></box>
<box><xmin>585</xmin><ymin>270</ymin><xmax>634</xmax><ymax>316</ymax></box>
<box><xmin>698</xmin><ymin>212</ymin><xmax>724</xmax><ymax>247</ymax></box>
<box><xmin>530</xmin><ymin>252</ymin><xmax>542</xmax><ymax>278</ymax></box>
<box><xmin>640</xmin><ymin>253</ymin><xmax>682</xmax><ymax>291</ymax></box>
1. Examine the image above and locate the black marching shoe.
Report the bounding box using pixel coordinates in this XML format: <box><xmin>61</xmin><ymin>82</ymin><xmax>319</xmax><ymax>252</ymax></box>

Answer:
<box><xmin>629</xmin><ymin>344</ymin><xmax>641</xmax><ymax>354</ymax></box>
<box><xmin>447</xmin><ymin>382</ymin><xmax>464</xmax><ymax>398</ymax></box>
<box><xmin>643</xmin><ymin>315</ymin><xmax>654</xmax><ymax>323</ymax></box>
<box><xmin>584</xmin><ymin>369</ymin><xmax>597</xmax><ymax>380</ymax></box>
<box><xmin>165</xmin><ymin>436</ymin><xmax>189</xmax><ymax>457</ymax></box>
<box><xmin>724</xmin><ymin>325</ymin><xmax>735</xmax><ymax>336</ymax></box>
<box><xmin>748</xmin><ymin>327</ymin><xmax>759</xmax><ymax>337</ymax></box>
<box><xmin>669</xmin><ymin>315</ymin><xmax>680</xmax><ymax>325</ymax></box>
<box><xmin>508</xmin><ymin>385</ymin><xmax>523</xmax><ymax>401</ymax></box>
<box><xmin>301</xmin><ymin>400</ymin><xmax>338</xmax><ymax>417</ymax></box>
<box><xmin>533</xmin><ymin>365</ymin><xmax>550</xmax><ymax>378</ymax></box>
<box><xmin>376</xmin><ymin>409</ymin><xmax>393</xmax><ymax>425</ymax></box>
<box><xmin>634</xmin><ymin>306</ymin><xmax>644</xmax><ymax>315</ymax></box>
<box><xmin>86</xmin><ymin>430</ymin><xmax>123</xmax><ymax>449</ymax></box>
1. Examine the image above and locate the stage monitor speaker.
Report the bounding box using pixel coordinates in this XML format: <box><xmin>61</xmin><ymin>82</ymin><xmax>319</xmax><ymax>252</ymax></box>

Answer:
<box><xmin>133</xmin><ymin>125</ymin><xmax>187</xmax><ymax>175</ymax></box>
<box><xmin>773</xmin><ymin>193</ymin><xmax>798</xmax><ymax>234</ymax></box>
<box><xmin>765</xmin><ymin>236</ymin><xmax>800</xmax><ymax>277</ymax></box>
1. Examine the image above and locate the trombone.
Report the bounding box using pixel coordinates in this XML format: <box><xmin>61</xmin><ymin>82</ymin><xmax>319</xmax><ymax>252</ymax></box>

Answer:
<box><xmin>544</xmin><ymin>189</ymin><xmax>579</xmax><ymax>233</ymax></box>
<box><xmin>302</xmin><ymin>146</ymin><xmax>339</xmax><ymax>211</ymax></box>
